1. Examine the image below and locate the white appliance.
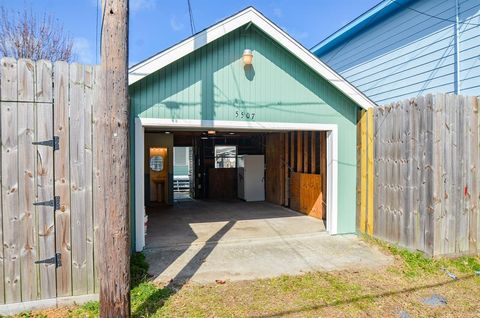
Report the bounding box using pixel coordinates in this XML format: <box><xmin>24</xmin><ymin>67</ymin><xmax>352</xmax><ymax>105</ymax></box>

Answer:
<box><xmin>237</xmin><ymin>155</ymin><xmax>265</xmax><ymax>201</ymax></box>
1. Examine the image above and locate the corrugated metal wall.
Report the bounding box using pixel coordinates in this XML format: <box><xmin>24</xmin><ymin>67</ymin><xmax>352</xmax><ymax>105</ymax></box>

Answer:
<box><xmin>315</xmin><ymin>0</ymin><xmax>480</xmax><ymax>104</ymax></box>
<box><xmin>129</xmin><ymin>25</ymin><xmax>361</xmax><ymax>234</ymax></box>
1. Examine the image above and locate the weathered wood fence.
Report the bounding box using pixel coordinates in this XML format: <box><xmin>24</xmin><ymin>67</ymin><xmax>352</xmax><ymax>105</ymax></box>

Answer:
<box><xmin>358</xmin><ymin>94</ymin><xmax>480</xmax><ymax>257</ymax></box>
<box><xmin>0</xmin><ymin>58</ymin><xmax>101</xmax><ymax>305</ymax></box>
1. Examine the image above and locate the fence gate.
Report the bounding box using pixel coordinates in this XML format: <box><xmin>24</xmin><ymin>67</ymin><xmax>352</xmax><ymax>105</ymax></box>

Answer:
<box><xmin>0</xmin><ymin>58</ymin><xmax>98</xmax><ymax>306</ymax></box>
<box><xmin>0</xmin><ymin>58</ymin><xmax>57</xmax><ymax>303</ymax></box>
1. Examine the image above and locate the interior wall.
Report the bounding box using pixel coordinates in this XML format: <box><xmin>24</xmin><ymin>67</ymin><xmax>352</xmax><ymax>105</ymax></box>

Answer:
<box><xmin>266</xmin><ymin>131</ymin><xmax>327</xmax><ymax>219</ymax></box>
<box><xmin>145</xmin><ymin>132</ymin><xmax>174</xmax><ymax>204</ymax></box>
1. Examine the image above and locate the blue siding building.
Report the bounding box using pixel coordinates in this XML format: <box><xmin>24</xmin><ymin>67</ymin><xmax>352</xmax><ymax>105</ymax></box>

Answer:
<box><xmin>312</xmin><ymin>0</ymin><xmax>480</xmax><ymax>105</ymax></box>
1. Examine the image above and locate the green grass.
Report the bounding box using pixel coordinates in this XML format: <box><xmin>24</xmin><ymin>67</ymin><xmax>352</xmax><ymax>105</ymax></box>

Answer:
<box><xmin>71</xmin><ymin>253</ymin><xmax>173</xmax><ymax>318</ymax></box>
<box><xmin>365</xmin><ymin>236</ymin><xmax>480</xmax><ymax>278</ymax></box>
<box><xmin>21</xmin><ymin>238</ymin><xmax>480</xmax><ymax>317</ymax></box>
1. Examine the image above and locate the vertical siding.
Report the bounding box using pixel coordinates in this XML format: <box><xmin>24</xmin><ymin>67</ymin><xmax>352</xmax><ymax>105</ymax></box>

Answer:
<box><xmin>315</xmin><ymin>0</ymin><xmax>480</xmax><ymax>104</ymax></box>
<box><xmin>129</xmin><ymin>25</ymin><xmax>360</xmax><ymax>234</ymax></box>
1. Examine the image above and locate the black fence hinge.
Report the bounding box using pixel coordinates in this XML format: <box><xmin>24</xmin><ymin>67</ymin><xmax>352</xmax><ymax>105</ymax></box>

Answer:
<box><xmin>32</xmin><ymin>136</ymin><xmax>59</xmax><ymax>151</ymax></box>
<box><xmin>33</xmin><ymin>196</ymin><xmax>60</xmax><ymax>211</ymax></box>
<box><xmin>35</xmin><ymin>253</ymin><xmax>62</xmax><ymax>268</ymax></box>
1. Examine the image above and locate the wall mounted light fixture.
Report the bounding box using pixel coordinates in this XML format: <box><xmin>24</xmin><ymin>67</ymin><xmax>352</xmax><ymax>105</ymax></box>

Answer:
<box><xmin>243</xmin><ymin>49</ymin><xmax>253</xmax><ymax>65</ymax></box>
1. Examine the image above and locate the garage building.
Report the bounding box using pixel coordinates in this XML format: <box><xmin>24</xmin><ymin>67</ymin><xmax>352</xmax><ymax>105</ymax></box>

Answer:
<box><xmin>128</xmin><ymin>7</ymin><xmax>376</xmax><ymax>252</ymax></box>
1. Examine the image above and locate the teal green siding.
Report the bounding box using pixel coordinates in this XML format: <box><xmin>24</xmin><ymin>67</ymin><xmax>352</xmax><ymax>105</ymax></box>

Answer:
<box><xmin>130</xmin><ymin>25</ymin><xmax>360</xmax><ymax>234</ymax></box>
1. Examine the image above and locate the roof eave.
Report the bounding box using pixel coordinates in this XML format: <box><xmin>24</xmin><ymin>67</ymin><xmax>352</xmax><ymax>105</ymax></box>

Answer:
<box><xmin>128</xmin><ymin>7</ymin><xmax>376</xmax><ymax>109</ymax></box>
<box><xmin>311</xmin><ymin>0</ymin><xmax>418</xmax><ymax>56</ymax></box>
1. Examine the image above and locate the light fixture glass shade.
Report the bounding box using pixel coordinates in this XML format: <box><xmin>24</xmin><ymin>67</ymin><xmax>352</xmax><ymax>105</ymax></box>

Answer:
<box><xmin>243</xmin><ymin>49</ymin><xmax>253</xmax><ymax>65</ymax></box>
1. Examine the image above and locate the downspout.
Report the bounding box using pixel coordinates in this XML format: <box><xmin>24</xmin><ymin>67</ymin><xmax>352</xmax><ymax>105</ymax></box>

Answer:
<box><xmin>454</xmin><ymin>0</ymin><xmax>461</xmax><ymax>94</ymax></box>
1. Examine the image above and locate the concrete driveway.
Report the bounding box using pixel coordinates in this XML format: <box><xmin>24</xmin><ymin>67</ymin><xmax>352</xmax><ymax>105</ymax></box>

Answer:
<box><xmin>144</xmin><ymin>200</ymin><xmax>392</xmax><ymax>284</ymax></box>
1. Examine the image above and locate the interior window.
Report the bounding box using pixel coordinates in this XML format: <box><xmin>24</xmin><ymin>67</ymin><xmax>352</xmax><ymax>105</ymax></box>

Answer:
<box><xmin>150</xmin><ymin>155</ymin><xmax>164</xmax><ymax>172</ymax></box>
<box><xmin>215</xmin><ymin>145</ymin><xmax>237</xmax><ymax>168</ymax></box>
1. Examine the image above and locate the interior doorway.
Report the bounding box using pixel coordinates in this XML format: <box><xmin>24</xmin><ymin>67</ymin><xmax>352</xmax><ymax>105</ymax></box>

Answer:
<box><xmin>173</xmin><ymin>147</ymin><xmax>192</xmax><ymax>201</ymax></box>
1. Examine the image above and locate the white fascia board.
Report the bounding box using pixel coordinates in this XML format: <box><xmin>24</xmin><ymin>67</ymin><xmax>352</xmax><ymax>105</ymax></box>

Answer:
<box><xmin>128</xmin><ymin>7</ymin><xmax>376</xmax><ymax>110</ymax></box>
<box><xmin>128</xmin><ymin>9</ymin><xmax>253</xmax><ymax>85</ymax></box>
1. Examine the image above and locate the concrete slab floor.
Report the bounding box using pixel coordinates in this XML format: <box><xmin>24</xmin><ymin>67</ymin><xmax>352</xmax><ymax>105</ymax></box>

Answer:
<box><xmin>144</xmin><ymin>200</ymin><xmax>392</xmax><ymax>285</ymax></box>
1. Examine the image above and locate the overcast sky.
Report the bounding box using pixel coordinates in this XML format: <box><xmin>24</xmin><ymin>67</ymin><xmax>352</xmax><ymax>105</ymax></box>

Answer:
<box><xmin>0</xmin><ymin>0</ymin><xmax>380</xmax><ymax>66</ymax></box>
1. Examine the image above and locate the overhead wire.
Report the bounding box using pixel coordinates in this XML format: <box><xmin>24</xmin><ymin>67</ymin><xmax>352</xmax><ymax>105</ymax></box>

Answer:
<box><xmin>187</xmin><ymin>0</ymin><xmax>196</xmax><ymax>35</ymax></box>
<box><xmin>389</xmin><ymin>0</ymin><xmax>480</xmax><ymax>27</ymax></box>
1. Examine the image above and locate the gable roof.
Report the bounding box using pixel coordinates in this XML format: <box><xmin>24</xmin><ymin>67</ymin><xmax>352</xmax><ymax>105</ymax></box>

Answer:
<box><xmin>311</xmin><ymin>0</ymin><xmax>418</xmax><ymax>56</ymax></box>
<box><xmin>128</xmin><ymin>7</ymin><xmax>376</xmax><ymax>109</ymax></box>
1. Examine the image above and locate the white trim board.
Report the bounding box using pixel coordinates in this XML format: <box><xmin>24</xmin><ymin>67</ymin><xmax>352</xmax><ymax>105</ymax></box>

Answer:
<box><xmin>128</xmin><ymin>7</ymin><xmax>375</xmax><ymax>110</ymax></box>
<box><xmin>134</xmin><ymin>118</ymin><xmax>339</xmax><ymax>251</ymax></box>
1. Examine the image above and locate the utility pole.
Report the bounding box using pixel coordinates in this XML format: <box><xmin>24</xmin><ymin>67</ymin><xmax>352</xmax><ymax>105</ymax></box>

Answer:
<box><xmin>98</xmin><ymin>0</ymin><xmax>130</xmax><ymax>316</ymax></box>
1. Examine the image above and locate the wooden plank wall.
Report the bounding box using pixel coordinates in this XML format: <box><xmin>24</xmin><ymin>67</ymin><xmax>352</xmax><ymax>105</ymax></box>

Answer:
<box><xmin>265</xmin><ymin>133</ymin><xmax>285</xmax><ymax>205</ymax></box>
<box><xmin>373</xmin><ymin>94</ymin><xmax>480</xmax><ymax>256</ymax></box>
<box><xmin>274</xmin><ymin>131</ymin><xmax>326</xmax><ymax>219</ymax></box>
<box><xmin>289</xmin><ymin>172</ymin><xmax>323</xmax><ymax>218</ymax></box>
<box><xmin>0</xmin><ymin>58</ymin><xmax>99</xmax><ymax>305</ymax></box>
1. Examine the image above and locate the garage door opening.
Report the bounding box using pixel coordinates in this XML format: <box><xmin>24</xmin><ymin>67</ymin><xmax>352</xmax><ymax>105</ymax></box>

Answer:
<box><xmin>144</xmin><ymin>129</ymin><xmax>327</xmax><ymax>231</ymax></box>
<box><xmin>138</xmin><ymin>128</ymin><xmax>334</xmax><ymax>283</ymax></box>
<box><xmin>135</xmin><ymin>120</ymin><xmax>339</xmax><ymax>251</ymax></box>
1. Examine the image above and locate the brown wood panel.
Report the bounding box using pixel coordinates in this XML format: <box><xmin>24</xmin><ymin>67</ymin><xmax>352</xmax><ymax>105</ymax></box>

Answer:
<box><xmin>208</xmin><ymin>168</ymin><xmax>237</xmax><ymax>200</ymax></box>
<box><xmin>319</xmin><ymin>132</ymin><xmax>327</xmax><ymax>219</ymax></box>
<box><xmin>290</xmin><ymin>132</ymin><xmax>294</xmax><ymax>174</ymax></box>
<box><xmin>303</xmin><ymin>132</ymin><xmax>308</xmax><ymax>173</ymax></box>
<box><xmin>296</xmin><ymin>131</ymin><xmax>302</xmax><ymax>172</ymax></box>
<box><xmin>289</xmin><ymin>172</ymin><xmax>324</xmax><ymax>219</ymax></box>
<box><xmin>266</xmin><ymin>133</ymin><xmax>285</xmax><ymax>205</ymax></box>
<box><xmin>311</xmin><ymin>132</ymin><xmax>316</xmax><ymax>174</ymax></box>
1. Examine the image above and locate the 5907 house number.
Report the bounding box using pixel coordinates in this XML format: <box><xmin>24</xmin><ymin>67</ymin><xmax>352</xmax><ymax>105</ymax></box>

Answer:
<box><xmin>235</xmin><ymin>111</ymin><xmax>256</xmax><ymax>120</ymax></box>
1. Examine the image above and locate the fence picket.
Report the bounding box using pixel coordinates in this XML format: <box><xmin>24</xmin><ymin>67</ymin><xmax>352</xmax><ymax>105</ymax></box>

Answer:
<box><xmin>54</xmin><ymin>61</ymin><xmax>72</xmax><ymax>297</ymax></box>
<box><xmin>84</xmin><ymin>65</ymin><xmax>95</xmax><ymax>293</ymax></box>
<box><xmin>70</xmin><ymin>64</ymin><xmax>88</xmax><ymax>295</ymax></box>
<box><xmin>18</xmin><ymin>59</ymin><xmax>38</xmax><ymax>301</ymax></box>
<box><xmin>1</xmin><ymin>58</ymin><xmax>21</xmax><ymax>303</ymax></box>
<box><xmin>35</xmin><ymin>60</ymin><xmax>56</xmax><ymax>300</ymax></box>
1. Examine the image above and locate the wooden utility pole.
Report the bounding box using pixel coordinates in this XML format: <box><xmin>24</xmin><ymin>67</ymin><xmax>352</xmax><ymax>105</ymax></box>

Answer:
<box><xmin>98</xmin><ymin>0</ymin><xmax>130</xmax><ymax>316</ymax></box>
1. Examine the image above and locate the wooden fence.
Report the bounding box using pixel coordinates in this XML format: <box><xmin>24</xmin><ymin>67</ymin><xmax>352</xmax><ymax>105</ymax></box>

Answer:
<box><xmin>0</xmin><ymin>58</ymin><xmax>100</xmax><ymax>305</ymax></box>
<box><xmin>358</xmin><ymin>94</ymin><xmax>480</xmax><ymax>257</ymax></box>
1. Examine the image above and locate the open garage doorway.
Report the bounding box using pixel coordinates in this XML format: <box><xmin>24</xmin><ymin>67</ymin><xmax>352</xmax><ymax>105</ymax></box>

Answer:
<box><xmin>134</xmin><ymin>122</ymin><xmax>340</xmax><ymax>283</ymax></box>
<box><xmin>134</xmin><ymin>120</ymin><xmax>339</xmax><ymax>252</ymax></box>
<box><xmin>144</xmin><ymin>129</ymin><xmax>328</xmax><ymax>207</ymax></box>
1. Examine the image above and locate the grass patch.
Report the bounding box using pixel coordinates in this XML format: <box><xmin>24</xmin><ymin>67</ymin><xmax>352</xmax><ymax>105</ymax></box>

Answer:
<box><xmin>70</xmin><ymin>252</ymin><xmax>173</xmax><ymax>318</ymax></box>
<box><xmin>14</xmin><ymin>238</ymin><xmax>480</xmax><ymax>317</ymax></box>
<box><xmin>364</xmin><ymin>235</ymin><xmax>480</xmax><ymax>278</ymax></box>
<box><xmin>130</xmin><ymin>252</ymin><xmax>150</xmax><ymax>288</ymax></box>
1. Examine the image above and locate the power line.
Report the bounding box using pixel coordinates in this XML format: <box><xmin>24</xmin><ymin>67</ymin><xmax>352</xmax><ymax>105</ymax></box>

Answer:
<box><xmin>389</xmin><ymin>0</ymin><xmax>480</xmax><ymax>27</ymax></box>
<box><xmin>187</xmin><ymin>0</ymin><xmax>196</xmax><ymax>35</ymax></box>
<box><xmin>323</xmin><ymin>0</ymin><xmax>480</xmax><ymax>64</ymax></box>
<box><xmin>95</xmin><ymin>0</ymin><xmax>99</xmax><ymax>64</ymax></box>
<box><xmin>99</xmin><ymin>0</ymin><xmax>107</xmax><ymax>56</ymax></box>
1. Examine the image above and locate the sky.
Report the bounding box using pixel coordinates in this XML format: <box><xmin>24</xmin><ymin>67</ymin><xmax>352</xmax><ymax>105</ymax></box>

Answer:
<box><xmin>0</xmin><ymin>0</ymin><xmax>380</xmax><ymax>66</ymax></box>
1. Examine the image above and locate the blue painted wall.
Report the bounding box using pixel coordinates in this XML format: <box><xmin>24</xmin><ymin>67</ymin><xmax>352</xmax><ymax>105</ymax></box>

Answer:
<box><xmin>313</xmin><ymin>0</ymin><xmax>480</xmax><ymax>105</ymax></box>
